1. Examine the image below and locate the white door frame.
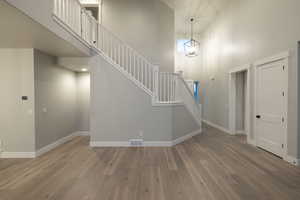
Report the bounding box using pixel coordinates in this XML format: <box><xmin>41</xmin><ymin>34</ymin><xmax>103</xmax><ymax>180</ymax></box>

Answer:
<box><xmin>253</xmin><ymin>51</ymin><xmax>289</xmax><ymax>159</ymax></box>
<box><xmin>228</xmin><ymin>64</ymin><xmax>251</xmax><ymax>140</ymax></box>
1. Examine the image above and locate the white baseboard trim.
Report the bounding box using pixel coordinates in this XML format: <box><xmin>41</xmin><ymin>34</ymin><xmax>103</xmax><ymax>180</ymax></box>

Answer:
<box><xmin>90</xmin><ymin>141</ymin><xmax>130</xmax><ymax>147</ymax></box>
<box><xmin>0</xmin><ymin>152</ymin><xmax>36</xmax><ymax>158</ymax></box>
<box><xmin>36</xmin><ymin>131</ymin><xmax>81</xmax><ymax>157</ymax></box>
<box><xmin>285</xmin><ymin>155</ymin><xmax>300</xmax><ymax>166</ymax></box>
<box><xmin>236</xmin><ymin>130</ymin><xmax>246</xmax><ymax>135</ymax></box>
<box><xmin>202</xmin><ymin>119</ymin><xmax>231</xmax><ymax>134</ymax></box>
<box><xmin>77</xmin><ymin>131</ymin><xmax>90</xmax><ymax>136</ymax></box>
<box><xmin>173</xmin><ymin>129</ymin><xmax>202</xmax><ymax>146</ymax></box>
<box><xmin>90</xmin><ymin>129</ymin><xmax>202</xmax><ymax>147</ymax></box>
<box><xmin>1</xmin><ymin>131</ymin><xmax>87</xmax><ymax>159</ymax></box>
<box><xmin>90</xmin><ymin>141</ymin><xmax>173</xmax><ymax>147</ymax></box>
<box><xmin>144</xmin><ymin>141</ymin><xmax>173</xmax><ymax>147</ymax></box>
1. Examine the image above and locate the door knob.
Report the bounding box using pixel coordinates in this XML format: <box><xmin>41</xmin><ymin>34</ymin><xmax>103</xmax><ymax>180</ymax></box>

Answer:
<box><xmin>256</xmin><ymin>115</ymin><xmax>261</xmax><ymax>119</ymax></box>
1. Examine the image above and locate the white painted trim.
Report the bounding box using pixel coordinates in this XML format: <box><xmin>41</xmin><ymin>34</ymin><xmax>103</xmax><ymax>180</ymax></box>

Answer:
<box><xmin>172</xmin><ymin>129</ymin><xmax>202</xmax><ymax>146</ymax></box>
<box><xmin>0</xmin><ymin>152</ymin><xmax>36</xmax><ymax>159</ymax></box>
<box><xmin>228</xmin><ymin>71</ymin><xmax>237</xmax><ymax>135</ymax></box>
<box><xmin>236</xmin><ymin>130</ymin><xmax>246</xmax><ymax>135</ymax></box>
<box><xmin>52</xmin><ymin>14</ymin><xmax>91</xmax><ymax>50</ymax></box>
<box><xmin>254</xmin><ymin>51</ymin><xmax>290</xmax><ymax>66</ymax></box>
<box><xmin>152</xmin><ymin>102</ymin><xmax>184</xmax><ymax>107</ymax></box>
<box><xmin>144</xmin><ymin>141</ymin><xmax>173</xmax><ymax>147</ymax></box>
<box><xmin>77</xmin><ymin>131</ymin><xmax>90</xmax><ymax>136</ymax></box>
<box><xmin>253</xmin><ymin>51</ymin><xmax>289</xmax><ymax>159</ymax></box>
<box><xmin>90</xmin><ymin>129</ymin><xmax>202</xmax><ymax>147</ymax></box>
<box><xmin>228</xmin><ymin>65</ymin><xmax>251</xmax><ymax>137</ymax></box>
<box><xmin>285</xmin><ymin>155</ymin><xmax>300</xmax><ymax>166</ymax></box>
<box><xmin>202</xmin><ymin>119</ymin><xmax>231</xmax><ymax>135</ymax></box>
<box><xmin>229</xmin><ymin>64</ymin><xmax>251</xmax><ymax>74</ymax></box>
<box><xmin>90</xmin><ymin>141</ymin><xmax>131</xmax><ymax>147</ymax></box>
<box><xmin>36</xmin><ymin>132</ymin><xmax>81</xmax><ymax>157</ymax></box>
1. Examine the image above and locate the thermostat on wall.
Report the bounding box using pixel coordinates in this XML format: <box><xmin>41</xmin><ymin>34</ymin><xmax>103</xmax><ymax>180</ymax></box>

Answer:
<box><xmin>21</xmin><ymin>96</ymin><xmax>28</xmax><ymax>100</ymax></box>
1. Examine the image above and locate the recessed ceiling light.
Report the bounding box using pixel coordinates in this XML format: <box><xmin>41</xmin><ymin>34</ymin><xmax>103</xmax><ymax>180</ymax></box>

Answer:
<box><xmin>81</xmin><ymin>68</ymin><xmax>88</xmax><ymax>72</ymax></box>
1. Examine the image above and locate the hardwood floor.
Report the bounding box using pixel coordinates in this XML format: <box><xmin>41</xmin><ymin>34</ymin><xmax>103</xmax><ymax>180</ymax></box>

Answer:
<box><xmin>1</xmin><ymin>124</ymin><xmax>300</xmax><ymax>200</ymax></box>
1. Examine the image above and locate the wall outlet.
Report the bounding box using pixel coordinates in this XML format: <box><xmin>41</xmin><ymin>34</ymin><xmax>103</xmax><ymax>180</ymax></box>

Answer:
<box><xmin>129</xmin><ymin>139</ymin><xmax>144</xmax><ymax>146</ymax></box>
<box><xmin>138</xmin><ymin>131</ymin><xmax>144</xmax><ymax>138</ymax></box>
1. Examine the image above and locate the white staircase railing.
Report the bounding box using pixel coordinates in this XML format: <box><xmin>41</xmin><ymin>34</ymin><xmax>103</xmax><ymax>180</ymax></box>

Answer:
<box><xmin>157</xmin><ymin>72</ymin><xmax>178</xmax><ymax>103</ymax></box>
<box><xmin>52</xmin><ymin>0</ymin><xmax>201</xmax><ymax>124</ymax></box>
<box><xmin>54</xmin><ymin>0</ymin><xmax>82</xmax><ymax>36</ymax></box>
<box><xmin>95</xmin><ymin>25</ymin><xmax>157</xmax><ymax>94</ymax></box>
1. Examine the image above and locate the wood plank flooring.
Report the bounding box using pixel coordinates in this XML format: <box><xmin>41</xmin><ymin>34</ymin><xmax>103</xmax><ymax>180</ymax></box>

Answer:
<box><xmin>1</xmin><ymin>124</ymin><xmax>300</xmax><ymax>200</ymax></box>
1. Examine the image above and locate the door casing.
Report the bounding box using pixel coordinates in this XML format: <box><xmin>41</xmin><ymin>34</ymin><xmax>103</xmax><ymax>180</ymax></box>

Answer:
<box><xmin>229</xmin><ymin>64</ymin><xmax>251</xmax><ymax>142</ymax></box>
<box><xmin>253</xmin><ymin>51</ymin><xmax>289</xmax><ymax>159</ymax></box>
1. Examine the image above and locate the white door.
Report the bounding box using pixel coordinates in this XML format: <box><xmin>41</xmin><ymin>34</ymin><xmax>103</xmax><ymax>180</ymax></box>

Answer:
<box><xmin>255</xmin><ymin>59</ymin><xmax>287</xmax><ymax>157</ymax></box>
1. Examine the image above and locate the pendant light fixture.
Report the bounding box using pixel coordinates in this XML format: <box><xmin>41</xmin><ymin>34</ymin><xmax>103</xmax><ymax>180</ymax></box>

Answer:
<box><xmin>184</xmin><ymin>18</ymin><xmax>200</xmax><ymax>57</ymax></box>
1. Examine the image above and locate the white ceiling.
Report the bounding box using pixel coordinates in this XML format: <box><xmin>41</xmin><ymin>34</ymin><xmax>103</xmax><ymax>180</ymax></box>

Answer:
<box><xmin>161</xmin><ymin>0</ymin><xmax>233</xmax><ymax>35</ymax></box>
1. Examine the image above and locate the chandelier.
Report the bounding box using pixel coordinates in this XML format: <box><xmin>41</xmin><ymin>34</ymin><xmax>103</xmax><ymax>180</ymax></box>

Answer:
<box><xmin>184</xmin><ymin>18</ymin><xmax>200</xmax><ymax>57</ymax></box>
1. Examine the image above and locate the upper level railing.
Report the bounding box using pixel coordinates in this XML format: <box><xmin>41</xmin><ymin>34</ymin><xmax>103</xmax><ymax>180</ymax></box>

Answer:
<box><xmin>53</xmin><ymin>0</ymin><xmax>200</xmax><ymax>115</ymax></box>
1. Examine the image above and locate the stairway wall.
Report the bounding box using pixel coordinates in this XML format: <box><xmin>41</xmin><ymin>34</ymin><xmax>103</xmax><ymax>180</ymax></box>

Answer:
<box><xmin>90</xmin><ymin>55</ymin><xmax>200</xmax><ymax>143</ymax></box>
<box><xmin>101</xmin><ymin>0</ymin><xmax>174</xmax><ymax>72</ymax></box>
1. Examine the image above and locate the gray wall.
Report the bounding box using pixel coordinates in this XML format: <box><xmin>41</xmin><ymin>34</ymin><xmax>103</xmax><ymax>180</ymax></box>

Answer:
<box><xmin>90</xmin><ymin>55</ymin><xmax>199</xmax><ymax>142</ymax></box>
<box><xmin>172</xmin><ymin>106</ymin><xmax>200</xmax><ymax>140</ymax></box>
<box><xmin>198</xmin><ymin>0</ymin><xmax>300</xmax><ymax>158</ymax></box>
<box><xmin>34</xmin><ymin>50</ymin><xmax>78</xmax><ymax>150</ymax></box>
<box><xmin>77</xmin><ymin>72</ymin><xmax>90</xmax><ymax>132</ymax></box>
<box><xmin>102</xmin><ymin>0</ymin><xmax>174</xmax><ymax>72</ymax></box>
<box><xmin>0</xmin><ymin>49</ymin><xmax>35</xmax><ymax>153</ymax></box>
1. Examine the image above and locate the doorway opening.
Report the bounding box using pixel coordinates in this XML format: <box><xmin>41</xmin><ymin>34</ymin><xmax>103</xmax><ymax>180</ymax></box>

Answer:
<box><xmin>229</xmin><ymin>65</ymin><xmax>251</xmax><ymax>142</ymax></box>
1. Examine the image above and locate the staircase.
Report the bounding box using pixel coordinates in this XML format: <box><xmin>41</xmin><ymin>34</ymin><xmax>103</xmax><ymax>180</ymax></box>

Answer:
<box><xmin>53</xmin><ymin>0</ymin><xmax>201</xmax><ymax>126</ymax></box>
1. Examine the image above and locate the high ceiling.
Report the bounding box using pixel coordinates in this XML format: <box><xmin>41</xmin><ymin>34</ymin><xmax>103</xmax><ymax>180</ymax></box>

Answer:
<box><xmin>161</xmin><ymin>0</ymin><xmax>233</xmax><ymax>35</ymax></box>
